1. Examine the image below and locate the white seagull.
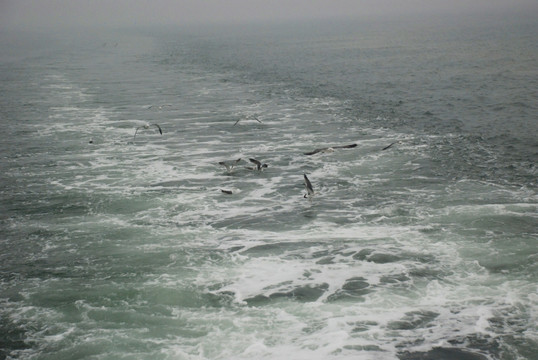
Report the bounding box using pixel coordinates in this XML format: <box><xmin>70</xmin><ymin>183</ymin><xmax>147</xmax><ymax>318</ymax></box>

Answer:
<box><xmin>218</xmin><ymin>158</ymin><xmax>242</xmax><ymax>172</ymax></box>
<box><xmin>134</xmin><ymin>124</ymin><xmax>163</xmax><ymax>140</ymax></box>
<box><xmin>233</xmin><ymin>116</ymin><xmax>263</xmax><ymax>126</ymax></box>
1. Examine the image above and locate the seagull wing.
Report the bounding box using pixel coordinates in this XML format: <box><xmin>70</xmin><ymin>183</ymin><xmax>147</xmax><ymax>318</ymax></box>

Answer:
<box><xmin>382</xmin><ymin>142</ymin><xmax>395</xmax><ymax>150</ymax></box>
<box><xmin>233</xmin><ymin>119</ymin><xmax>241</xmax><ymax>126</ymax></box>
<box><xmin>219</xmin><ymin>159</ymin><xmax>241</xmax><ymax>172</ymax></box>
<box><xmin>249</xmin><ymin>158</ymin><xmax>261</xmax><ymax>166</ymax></box>
<box><xmin>249</xmin><ymin>158</ymin><xmax>263</xmax><ymax>170</ymax></box>
<box><xmin>333</xmin><ymin>143</ymin><xmax>357</xmax><ymax>149</ymax></box>
<box><xmin>303</xmin><ymin>174</ymin><xmax>314</xmax><ymax>195</ymax></box>
<box><xmin>304</xmin><ymin>148</ymin><xmax>325</xmax><ymax>156</ymax></box>
<box><xmin>152</xmin><ymin>124</ymin><xmax>163</xmax><ymax>135</ymax></box>
<box><xmin>218</xmin><ymin>162</ymin><xmax>232</xmax><ymax>172</ymax></box>
<box><xmin>134</xmin><ymin>126</ymin><xmax>142</xmax><ymax>139</ymax></box>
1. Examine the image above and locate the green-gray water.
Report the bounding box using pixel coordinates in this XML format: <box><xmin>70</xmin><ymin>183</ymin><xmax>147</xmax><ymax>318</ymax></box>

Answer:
<box><xmin>1</xmin><ymin>13</ymin><xmax>537</xmax><ymax>360</ymax></box>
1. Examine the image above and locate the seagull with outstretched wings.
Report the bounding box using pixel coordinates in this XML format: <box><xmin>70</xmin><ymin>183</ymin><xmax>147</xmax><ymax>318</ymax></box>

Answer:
<box><xmin>304</xmin><ymin>143</ymin><xmax>357</xmax><ymax>155</ymax></box>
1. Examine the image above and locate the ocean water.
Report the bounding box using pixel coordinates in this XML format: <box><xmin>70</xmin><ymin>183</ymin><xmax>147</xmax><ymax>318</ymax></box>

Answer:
<box><xmin>0</xmin><ymin>13</ymin><xmax>537</xmax><ymax>360</ymax></box>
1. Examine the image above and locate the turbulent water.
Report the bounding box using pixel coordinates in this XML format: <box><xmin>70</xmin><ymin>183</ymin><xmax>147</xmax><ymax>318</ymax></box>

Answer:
<box><xmin>1</xmin><ymin>13</ymin><xmax>537</xmax><ymax>360</ymax></box>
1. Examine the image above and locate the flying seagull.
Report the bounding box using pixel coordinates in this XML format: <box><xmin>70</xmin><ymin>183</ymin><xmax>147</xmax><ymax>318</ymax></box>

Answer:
<box><xmin>303</xmin><ymin>174</ymin><xmax>314</xmax><ymax>199</ymax></box>
<box><xmin>233</xmin><ymin>116</ymin><xmax>263</xmax><ymax>126</ymax></box>
<box><xmin>247</xmin><ymin>158</ymin><xmax>268</xmax><ymax>171</ymax></box>
<box><xmin>218</xmin><ymin>158</ymin><xmax>242</xmax><ymax>172</ymax></box>
<box><xmin>134</xmin><ymin>124</ymin><xmax>163</xmax><ymax>139</ymax></box>
<box><xmin>304</xmin><ymin>143</ymin><xmax>357</xmax><ymax>155</ymax></box>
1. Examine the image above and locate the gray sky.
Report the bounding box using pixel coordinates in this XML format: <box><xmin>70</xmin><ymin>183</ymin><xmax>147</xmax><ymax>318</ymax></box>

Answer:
<box><xmin>1</xmin><ymin>0</ymin><xmax>537</xmax><ymax>29</ymax></box>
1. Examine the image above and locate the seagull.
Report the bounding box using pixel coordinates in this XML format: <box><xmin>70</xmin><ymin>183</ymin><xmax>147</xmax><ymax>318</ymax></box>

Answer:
<box><xmin>218</xmin><ymin>158</ymin><xmax>242</xmax><ymax>172</ymax></box>
<box><xmin>382</xmin><ymin>142</ymin><xmax>398</xmax><ymax>150</ymax></box>
<box><xmin>303</xmin><ymin>174</ymin><xmax>314</xmax><ymax>199</ymax></box>
<box><xmin>134</xmin><ymin>124</ymin><xmax>163</xmax><ymax>139</ymax></box>
<box><xmin>304</xmin><ymin>143</ymin><xmax>357</xmax><ymax>155</ymax></box>
<box><xmin>233</xmin><ymin>116</ymin><xmax>263</xmax><ymax>126</ymax></box>
<box><xmin>247</xmin><ymin>158</ymin><xmax>268</xmax><ymax>171</ymax></box>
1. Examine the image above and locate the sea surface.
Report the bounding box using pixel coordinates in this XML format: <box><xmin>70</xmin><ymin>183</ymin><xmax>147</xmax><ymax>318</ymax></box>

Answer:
<box><xmin>0</xmin><ymin>12</ymin><xmax>537</xmax><ymax>360</ymax></box>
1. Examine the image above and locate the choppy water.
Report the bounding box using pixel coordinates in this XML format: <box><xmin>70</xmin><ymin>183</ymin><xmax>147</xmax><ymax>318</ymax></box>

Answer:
<box><xmin>1</xmin><ymin>13</ymin><xmax>537</xmax><ymax>360</ymax></box>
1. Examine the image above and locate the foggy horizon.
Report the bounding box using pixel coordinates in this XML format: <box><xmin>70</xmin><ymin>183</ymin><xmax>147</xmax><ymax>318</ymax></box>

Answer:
<box><xmin>1</xmin><ymin>0</ymin><xmax>537</xmax><ymax>31</ymax></box>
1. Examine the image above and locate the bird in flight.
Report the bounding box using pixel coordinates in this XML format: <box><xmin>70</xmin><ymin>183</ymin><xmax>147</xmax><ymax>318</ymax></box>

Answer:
<box><xmin>304</xmin><ymin>143</ymin><xmax>357</xmax><ymax>155</ymax></box>
<box><xmin>247</xmin><ymin>158</ymin><xmax>268</xmax><ymax>171</ymax></box>
<box><xmin>233</xmin><ymin>115</ymin><xmax>263</xmax><ymax>126</ymax></box>
<box><xmin>218</xmin><ymin>158</ymin><xmax>242</xmax><ymax>173</ymax></box>
<box><xmin>303</xmin><ymin>174</ymin><xmax>314</xmax><ymax>199</ymax></box>
<box><xmin>134</xmin><ymin>124</ymin><xmax>163</xmax><ymax>140</ymax></box>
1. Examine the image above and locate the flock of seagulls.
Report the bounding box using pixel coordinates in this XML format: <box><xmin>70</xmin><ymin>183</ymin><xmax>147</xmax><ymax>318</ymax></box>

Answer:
<box><xmin>217</xmin><ymin>139</ymin><xmax>397</xmax><ymax>198</ymax></box>
<box><xmin>127</xmin><ymin>120</ymin><xmax>398</xmax><ymax>199</ymax></box>
<box><xmin>217</xmin><ymin>142</ymin><xmax>373</xmax><ymax>198</ymax></box>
